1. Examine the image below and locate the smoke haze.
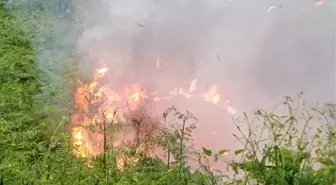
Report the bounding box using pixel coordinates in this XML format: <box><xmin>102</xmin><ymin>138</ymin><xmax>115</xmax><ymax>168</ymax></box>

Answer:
<box><xmin>7</xmin><ymin>0</ymin><xmax>335</xmax><ymax>170</ymax></box>
<box><xmin>76</xmin><ymin>0</ymin><xmax>335</xmax><ymax>107</ymax></box>
<box><xmin>73</xmin><ymin>0</ymin><xmax>335</xmax><ymax>164</ymax></box>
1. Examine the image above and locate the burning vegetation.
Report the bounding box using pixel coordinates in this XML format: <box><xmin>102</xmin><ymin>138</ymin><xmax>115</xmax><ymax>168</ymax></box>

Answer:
<box><xmin>70</xmin><ymin>67</ymin><xmax>237</xmax><ymax>161</ymax></box>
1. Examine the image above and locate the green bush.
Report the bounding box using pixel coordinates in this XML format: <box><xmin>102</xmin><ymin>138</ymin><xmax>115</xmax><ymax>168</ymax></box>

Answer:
<box><xmin>225</xmin><ymin>96</ymin><xmax>336</xmax><ymax>185</ymax></box>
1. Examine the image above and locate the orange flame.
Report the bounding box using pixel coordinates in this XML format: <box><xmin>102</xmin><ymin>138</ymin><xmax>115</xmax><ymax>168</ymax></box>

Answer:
<box><xmin>71</xmin><ymin>67</ymin><xmax>236</xmax><ymax>158</ymax></box>
<box><xmin>203</xmin><ymin>85</ymin><xmax>221</xmax><ymax>105</ymax></box>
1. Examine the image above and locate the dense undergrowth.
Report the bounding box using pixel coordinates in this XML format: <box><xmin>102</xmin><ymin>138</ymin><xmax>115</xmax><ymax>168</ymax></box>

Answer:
<box><xmin>0</xmin><ymin>1</ymin><xmax>335</xmax><ymax>185</ymax></box>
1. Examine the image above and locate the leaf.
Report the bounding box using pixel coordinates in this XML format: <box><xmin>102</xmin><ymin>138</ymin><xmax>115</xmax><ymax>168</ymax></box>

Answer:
<box><xmin>202</xmin><ymin>147</ymin><xmax>212</xmax><ymax>156</ymax></box>
<box><xmin>254</xmin><ymin>110</ymin><xmax>262</xmax><ymax>116</ymax></box>
<box><xmin>318</xmin><ymin>158</ymin><xmax>335</xmax><ymax>166</ymax></box>
<box><xmin>231</xmin><ymin>163</ymin><xmax>239</xmax><ymax>174</ymax></box>
<box><xmin>218</xmin><ymin>149</ymin><xmax>229</xmax><ymax>155</ymax></box>
<box><xmin>214</xmin><ymin>154</ymin><xmax>219</xmax><ymax>161</ymax></box>
<box><xmin>275</xmin><ymin>134</ymin><xmax>282</xmax><ymax>138</ymax></box>
<box><xmin>246</xmin><ymin>153</ymin><xmax>254</xmax><ymax>160</ymax></box>
<box><xmin>234</xmin><ymin>149</ymin><xmax>245</xmax><ymax>155</ymax></box>
<box><xmin>272</xmin><ymin>173</ymin><xmax>289</xmax><ymax>185</ymax></box>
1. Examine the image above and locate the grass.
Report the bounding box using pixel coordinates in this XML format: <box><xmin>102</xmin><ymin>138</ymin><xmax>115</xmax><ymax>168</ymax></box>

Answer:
<box><xmin>0</xmin><ymin>1</ymin><xmax>335</xmax><ymax>185</ymax></box>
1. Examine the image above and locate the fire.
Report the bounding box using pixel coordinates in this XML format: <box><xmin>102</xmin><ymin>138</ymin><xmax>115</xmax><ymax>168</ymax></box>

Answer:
<box><xmin>71</xmin><ymin>67</ymin><xmax>237</xmax><ymax>159</ymax></box>
<box><xmin>126</xmin><ymin>84</ymin><xmax>147</xmax><ymax>102</ymax></box>
<box><xmin>97</xmin><ymin>67</ymin><xmax>108</xmax><ymax>74</ymax></box>
<box><xmin>203</xmin><ymin>85</ymin><xmax>221</xmax><ymax>105</ymax></box>
<box><xmin>72</xmin><ymin>127</ymin><xmax>94</xmax><ymax>158</ymax></box>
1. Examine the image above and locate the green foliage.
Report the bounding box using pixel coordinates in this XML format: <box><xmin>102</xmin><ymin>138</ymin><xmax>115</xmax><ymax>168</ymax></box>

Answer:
<box><xmin>5</xmin><ymin>0</ymin><xmax>81</xmax><ymax>114</ymax></box>
<box><xmin>226</xmin><ymin>96</ymin><xmax>336</xmax><ymax>185</ymax></box>
<box><xmin>0</xmin><ymin>2</ymin><xmax>40</xmax><ymax>183</ymax></box>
